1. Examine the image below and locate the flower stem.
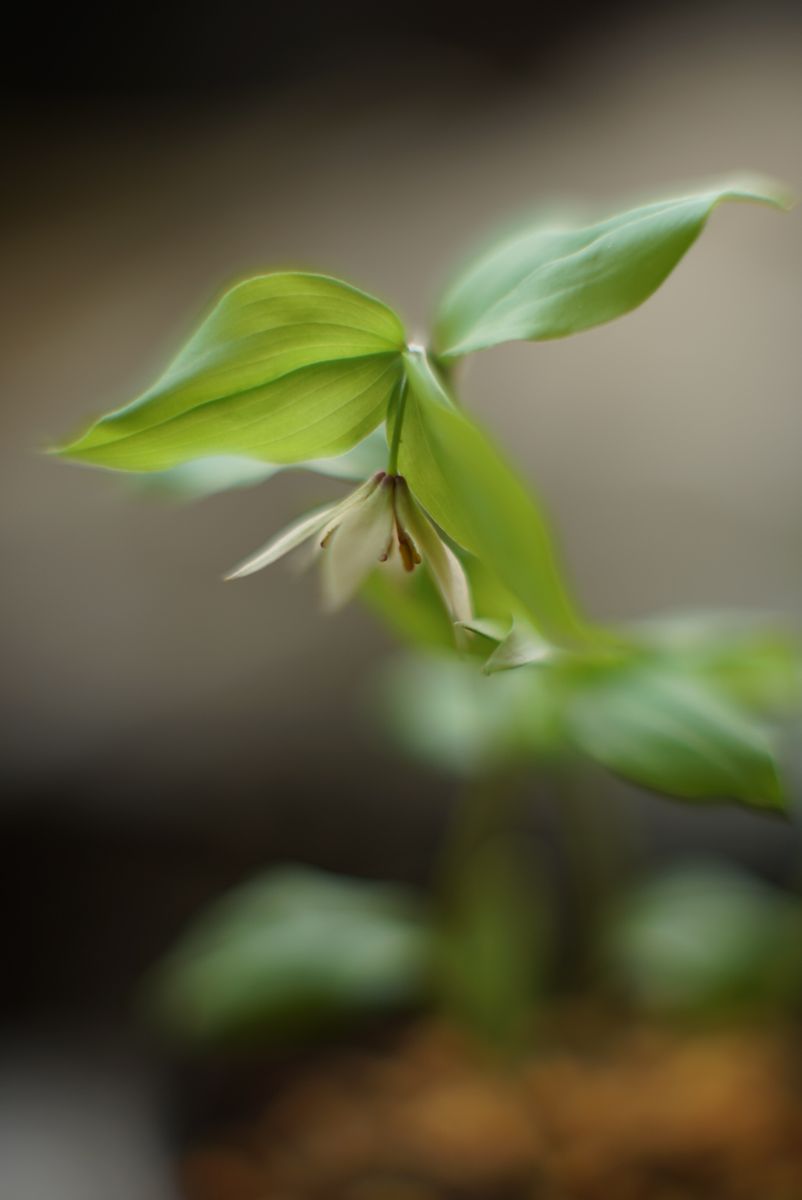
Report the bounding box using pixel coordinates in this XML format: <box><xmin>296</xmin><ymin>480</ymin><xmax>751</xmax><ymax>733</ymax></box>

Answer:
<box><xmin>386</xmin><ymin>375</ymin><xmax>407</xmax><ymax>476</ymax></box>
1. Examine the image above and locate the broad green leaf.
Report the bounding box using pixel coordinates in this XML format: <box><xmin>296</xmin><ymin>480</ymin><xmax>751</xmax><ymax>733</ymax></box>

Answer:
<box><xmin>130</xmin><ymin>427</ymin><xmax>389</xmax><ymax>500</ymax></box>
<box><xmin>57</xmin><ymin>273</ymin><xmax>405</xmax><ymax>471</ymax></box>
<box><xmin>435</xmin><ymin>178</ymin><xmax>791</xmax><ymax>358</ymax></box>
<box><xmin>398</xmin><ymin>349</ymin><xmax>592</xmax><ymax>648</ymax></box>
<box><xmin>146</xmin><ymin>867</ymin><xmax>431</xmax><ymax>1044</ymax></box>
<box><xmin>606</xmin><ymin>861</ymin><xmax>802</xmax><ymax>1015</ymax></box>
<box><xmin>567</xmin><ymin>660</ymin><xmax>784</xmax><ymax>810</ymax></box>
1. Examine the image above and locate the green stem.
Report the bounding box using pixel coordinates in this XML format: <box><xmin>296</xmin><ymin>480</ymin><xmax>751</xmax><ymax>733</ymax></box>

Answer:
<box><xmin>386</xmin><ymin>375</ymin><xmax>408</xmax><ymax>475</ymax></box>
<box><xmin>434</xmin><ymin>767</ymin><xmax>542</xmax><ymax>1059</ymax></box>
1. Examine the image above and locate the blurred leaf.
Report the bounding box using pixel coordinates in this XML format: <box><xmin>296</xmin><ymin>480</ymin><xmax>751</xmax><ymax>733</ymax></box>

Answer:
<box><xmin>628</xmin><ymin>610</ymin><xmax>802</xmax><ymax>716</ymax></box>
<box><xmin>362</xmin><ymin>565</ymin><xmax>457</xmax><ymax>652</ymax></box>
<box><xmin>567</xmin><ymin>660</ymin><xmax>784</xmax><ymax>810</ymax></box>
<box><xmin>130</xmin><ymin>427</ymin><xmax>389</xmax><ymax>500</ymax></box>
<box><xmin>57</xmin><ymin>273</ymin><xmax>405</xmax><ymax>471</ymax></box>
<box><xmin>147</xmin><ymin>866</ymin><xmax>432</xmax><ymax>1044</ymax></box>
<box><xmin>435</xmin><ymin>178</ymin><xmax>790</xmax><ymax>358</ymax></box>
<box><xmin>399</xmin><ymin>349</ymin><xmax>592</xmax><ymax>648</ymax></box>
<box><xmin>605</xmin><ymin>860</ymin><xmax>802</xmax><ymax>1015</ymax></box>
<box><xmin>376</xmin><ymin>653</ymin><xmax>563</xmax><ymax>776</ymax></box>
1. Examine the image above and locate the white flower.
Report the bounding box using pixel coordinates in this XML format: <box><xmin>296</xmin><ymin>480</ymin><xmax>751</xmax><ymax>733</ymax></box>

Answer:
<box><xmin>226</xmin><ymin>472</ymin><xmax>471</xmax><ymax>624</ymax></box>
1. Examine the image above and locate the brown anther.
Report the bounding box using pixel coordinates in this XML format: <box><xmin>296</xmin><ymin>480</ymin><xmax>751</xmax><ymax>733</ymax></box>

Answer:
<box><xmin>397</xmin><ymin>531</ymin><xmax>421</xmax><ymax>573</ymax></box>
<box><xmin>320</xmin><ymin>529</ymin><xmax>335</xmax><ymax>550</ymax></box>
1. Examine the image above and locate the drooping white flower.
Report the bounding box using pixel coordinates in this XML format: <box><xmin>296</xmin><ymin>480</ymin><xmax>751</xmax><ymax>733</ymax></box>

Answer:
<box><xmin>226</xmin><ymin>472</ymin><xmax>471</xmax><ymax>625</ymax></box>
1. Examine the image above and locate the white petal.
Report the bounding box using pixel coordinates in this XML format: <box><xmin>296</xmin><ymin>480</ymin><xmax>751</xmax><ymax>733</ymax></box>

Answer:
<box><xmin>321</xmin><ymin>477</ymin><xmax>395</xmax><ymax>609</ymax></box>
<box><xmin>224</xmin><ymin>474</ymin><xmax>384</xmax><ymax>581</ymax></box>
<box><xmin>225</xmin><ymin>502</ymin><xmax>339</xmax><ymax>580</ymax></box>
<box><xmin>395</xmin><ymin>481</ymin><xmax>472</xmax><ymax>625</ymax></box>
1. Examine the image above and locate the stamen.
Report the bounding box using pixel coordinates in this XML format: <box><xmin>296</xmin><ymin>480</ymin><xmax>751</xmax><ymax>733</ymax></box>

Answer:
<box><xmin>397</xmin><ymin>530</ymin><xmax>422</xmax><ymax>573</ymax></box>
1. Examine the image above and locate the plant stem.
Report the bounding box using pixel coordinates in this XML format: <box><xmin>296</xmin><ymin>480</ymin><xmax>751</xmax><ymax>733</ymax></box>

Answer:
<box><xmin>386</xmin><ymin>375</ymin><xmax>407</xmax><ymax>475</ymax></box>
<box><xmin>434</xmin><ymin>767</ymin><xmax>543</xmax><ymax>1059</ymax></box>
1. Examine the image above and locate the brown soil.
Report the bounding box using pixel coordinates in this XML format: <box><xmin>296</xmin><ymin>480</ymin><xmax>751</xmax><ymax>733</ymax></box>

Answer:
<box><xmin>180</xmin><ymin>1016</ymin><xmax>802</xmax><ymax>1200</ymax></box>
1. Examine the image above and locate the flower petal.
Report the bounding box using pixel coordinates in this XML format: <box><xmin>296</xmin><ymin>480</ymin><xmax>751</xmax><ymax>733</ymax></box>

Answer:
<box><xmin>225</xmin><ymin>502</ymin><xmax>339</xmax><ymax>580</ymax></box>
<box><xmin>395</xmin><ymin>479</ymin><xmax>472</xmax><ymax>625</ymax></box>
<box><xmin>321</xmin><ymin>477</ymin><xmax>395</xmax><ymax>609</ymax></box>
<box><xmin>225</xmin><ymin>473</ymin><xmax>385</xmax><ymax>581</ymax></box>
<box><xmin>316</xmin><ymin>472</ymin><xmax>385</xmax><ymax>547</ymax></box>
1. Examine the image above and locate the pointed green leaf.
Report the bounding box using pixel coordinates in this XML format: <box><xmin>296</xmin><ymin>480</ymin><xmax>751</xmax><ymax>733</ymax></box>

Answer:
<box><xmin>567</xmin><ymin>661</ymin><xmax>784</xmax><ymax>810</ymax></box>
<box><xmin>57</xmin><ymin>273</ymin><xmax>405</xmax><ymax>471</ymax></box>
<box><xmin>398</xmin><ymin>349</ymin><xmax>592</xmax><ymax>648</ymax></box>
<box><xmin>435</xmin><ymin>178</ymin><xmax>791</xmax><ymax>358</ymax></box>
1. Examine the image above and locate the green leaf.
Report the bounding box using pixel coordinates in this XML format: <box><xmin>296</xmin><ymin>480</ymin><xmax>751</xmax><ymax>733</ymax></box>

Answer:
<box><xmin>145</xmin><ymin>866</ymin><xmax>431</xmax><ymax>1044</ymax></box>
<box><xmin>606</xmin><ymin>860</ymin><xmax>802</xmax><ymax>1015</ymax></box>
<box><xmin>362</xmin><ymin>563</ymin><xmax>458</xmax><ymax>652</ymax></box>
<box><xmin>129</xmin><ymin>427</ymin><xmax>389</xmax><ymax>500</ymax></box>
<box><xmin>435</xmin><ymin>178</ymin><xmax>791</xmax><ymax>358</ymax></box>
<box><xmin>627</xmin><ymin>610</ymin><xmax>802</xmax><ymax>717</ymax></box>
<box><xmin>57</xmin><ymin>273</ymin><xmax>405</xmax><ymax>471</ymax></box>
<box><xmin>398</xmin><ymin>348</ymin><xmax>592</xmax><ymax>648</ymax></box>
<box><xmin>567</xmin><ymin>659</ymin><xmax>784</xmax><ymax>810</ymax></box>
<box><xmin>375</xmin><ymin>652</ymin><xmax>563</xmax><ymax>776</ymax></box>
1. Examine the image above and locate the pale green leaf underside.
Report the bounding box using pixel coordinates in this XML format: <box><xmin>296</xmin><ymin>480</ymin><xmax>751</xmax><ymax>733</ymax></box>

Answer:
<box><xmin>57</xmin><ymin>273</ymin><xmax>405</xmax><ymax>471</ymax></box>
<box><xmin>398</xmin><ymin>349</ymin><xmax>591</xmax><ymax>648</ymax></box>
<box><xmin>568</xmin><ymin>666</ymin><xmax>783</xmax><ymax>809</ymax></box>
<box><xmin>435</xmin><ymin>178</ymin><xmax>791</xmax><ymax>358</ymax></box>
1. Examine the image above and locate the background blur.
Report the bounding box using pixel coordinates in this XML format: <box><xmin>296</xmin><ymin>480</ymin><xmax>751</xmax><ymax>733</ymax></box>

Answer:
<box><xmin>3</xmin><ymin>1</ymin><xmax>802</xmax><ymax>1194</ymax></box>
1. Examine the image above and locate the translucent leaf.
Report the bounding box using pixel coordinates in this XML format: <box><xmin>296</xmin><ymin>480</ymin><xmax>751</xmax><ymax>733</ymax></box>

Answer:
<box><xmin>435</xmin><ymin>177</ymin><xmax>791</xmax><ymax>358</ymax></box>
<box><xmin>146</xmin><ymin>867</ymin><xmax>431</xmax><ymax>1044</ymax></box>
<box><xmin>567</xmin><ymin>661</ymin><xmax>784</xmax><ymax>810</ymax></box>
<box><xmin>398</xmin><ymin>349</ymin><xmax>592</xmax><ymax>648</ymax></box>
<box><xmin>56</xmin><ymin>273</ymin><xmax>405</xmax><ymax>470</ymax></box>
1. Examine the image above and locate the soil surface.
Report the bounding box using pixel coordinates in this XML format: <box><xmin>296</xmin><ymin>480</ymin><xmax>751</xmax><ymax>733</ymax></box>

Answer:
<box><xmin>180</xmin><ymin>1015</ymin><xmax>802</xmax><ymax>1200</ymax></box>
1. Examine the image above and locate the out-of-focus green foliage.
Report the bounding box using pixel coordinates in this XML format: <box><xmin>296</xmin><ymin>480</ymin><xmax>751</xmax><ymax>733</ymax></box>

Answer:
<box><xmin>376</xmin><ymin>606</ymin><xmax>797</xmax><ymax>810</ymax></box>
<box><xmin>375</xmin><ymin>653</ymin><xmax>563</xmax><ymax>776</ymax></box>
<box><xmin>434</xmin><ymin>179</ymin><xmax>790</xmax><ymax>358</ymax></box>
<box><xmin>130</xmin><ymin>427</ymin><xmax>388</xmax><ymax>500</ymax></box>
<box><xmin>147</xmin><ymin>867</ymin><xmax>432</xmax><ymax>1044</ymax></box>
<box><xmin>437</xmin><ymin>835</ymin><xmax>547</xmax><ymax>1055</ymax></box>
<box><xmin>566</xmin><ymin>660</ymin><xmax>783</xmax><ymax>810</ymax></box>
<box><xmin>56</xmin><ymin>274</ymin><xmax>405</xmax><ymax>470</ymax></box>
<box><xmin>604</xmin><ymin>860</ymin><xmax>802</xmax><ymax>1016</ymax></box>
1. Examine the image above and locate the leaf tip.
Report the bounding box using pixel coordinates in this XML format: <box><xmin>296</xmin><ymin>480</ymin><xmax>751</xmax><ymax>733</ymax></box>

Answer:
<box><xmin>717</xmin><ymin>173</ymin><xmax>796</xmax><ymax>213</ymax></box>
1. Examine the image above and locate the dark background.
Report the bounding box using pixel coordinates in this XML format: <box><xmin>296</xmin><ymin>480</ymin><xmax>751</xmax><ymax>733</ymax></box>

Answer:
<box><xmin>2</xmin><ymin>3</ymin><xmax>802</xmax><ymax>1194</ymax></box>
